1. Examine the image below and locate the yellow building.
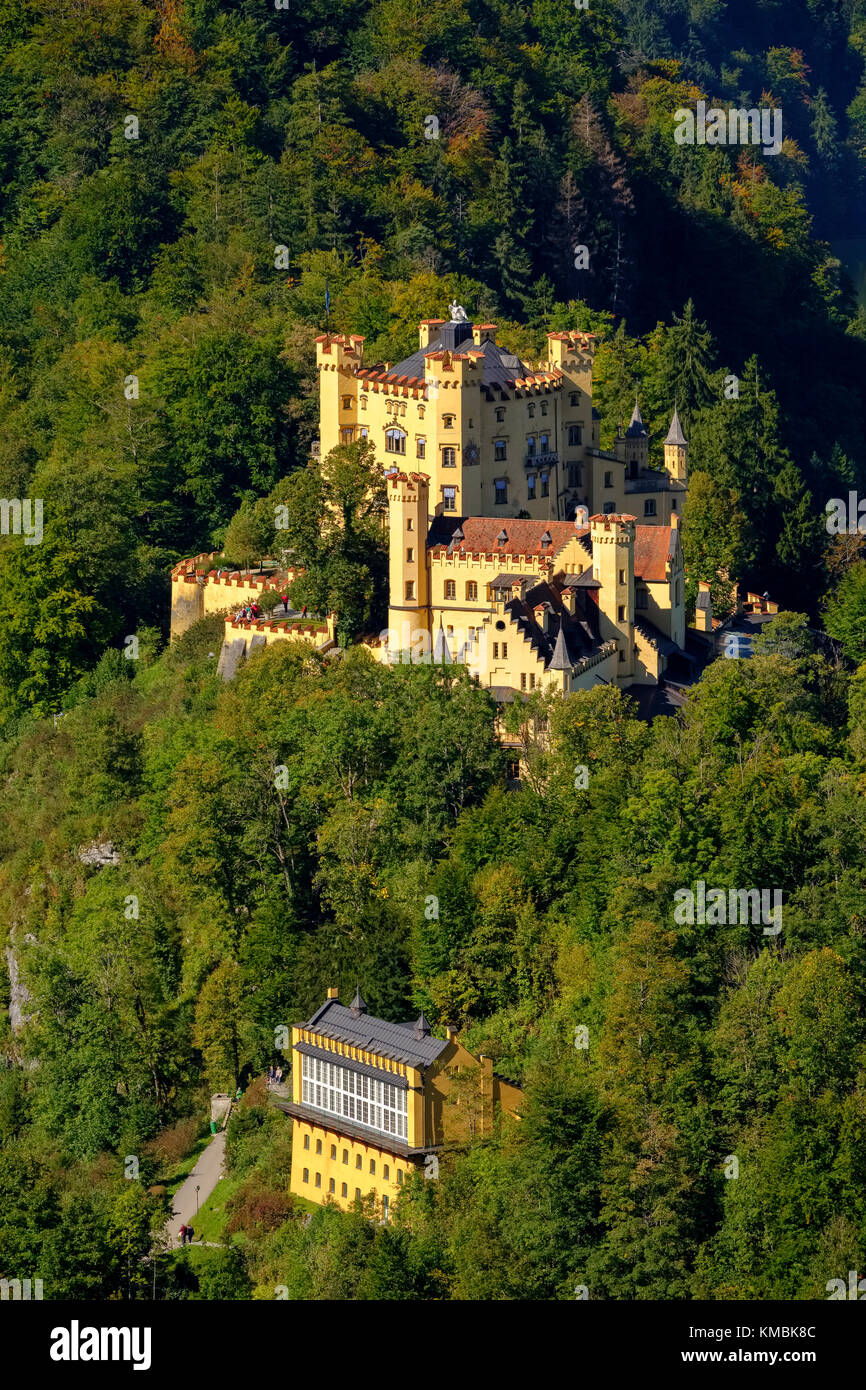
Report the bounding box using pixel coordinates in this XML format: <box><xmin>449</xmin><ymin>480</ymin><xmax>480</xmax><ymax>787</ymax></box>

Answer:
<box><xmin>380</xmin><ymin>470</ymin><xmax>691</xmax><ymax>695</ymax></box>
<box><xmin>283</xmin><ymin>988</ymin><xmax>522</xmax><ymax>1218</ymax></box>
<box><xmin>316</xmin><ymin>306</ymin><xmax>687</xmax><ymax>525</ymax></box>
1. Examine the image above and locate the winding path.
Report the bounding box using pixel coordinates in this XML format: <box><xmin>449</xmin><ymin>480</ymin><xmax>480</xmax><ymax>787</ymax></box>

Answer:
<box><xmin>165</xmin><ymin>1130</ymin><xmax>227</xmax><ymax>1248</ymax></box>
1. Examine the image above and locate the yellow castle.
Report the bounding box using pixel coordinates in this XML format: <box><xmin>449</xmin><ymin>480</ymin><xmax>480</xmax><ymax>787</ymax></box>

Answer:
<box><xmin>315</xmin><ymin>303</ymin><xmax>687</xmax><ymax>526</ymax></box>
<box><xmin>169</xmin><ymin>307</ymin><xmax>701</xmax><ymax>696</ymax></box>
<box><xmin>279</xmin><ymin>988</ymin><xmax>522</xmax><ymax>1217</ymax></box>
<box><xmin>381</xmin><ymin>472</ymin><xmax>688</xmax><ymax>692</ymax></box>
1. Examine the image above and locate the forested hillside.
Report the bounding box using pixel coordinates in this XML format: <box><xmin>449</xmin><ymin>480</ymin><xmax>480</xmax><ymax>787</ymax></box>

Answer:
<box><xmin>3</xmin><ymin>0</ymin><xmax>866</xmax><ymax>1301</ymax></box>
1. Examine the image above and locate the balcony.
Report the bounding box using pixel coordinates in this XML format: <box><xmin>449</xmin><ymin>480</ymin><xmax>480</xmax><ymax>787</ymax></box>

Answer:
<box><xmin>524</xmin><ymin>451</ymin><xmax>558</xmax><ymax>470</ymax></box>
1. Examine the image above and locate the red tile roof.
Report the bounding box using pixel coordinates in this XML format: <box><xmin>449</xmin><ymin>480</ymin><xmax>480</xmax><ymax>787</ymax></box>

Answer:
<box><xmin>428</xmin><ymin>517</ymin><xmax>588</xmax><ymax>559</ymax></box>
<box><xmin>634</xmin><ymin>526</ymin><xmax>671</xmax><ymax>583</ymax></box>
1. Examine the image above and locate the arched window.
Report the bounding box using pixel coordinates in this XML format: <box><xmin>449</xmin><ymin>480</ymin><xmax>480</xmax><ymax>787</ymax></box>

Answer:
<box><xmin>386</xmin><ymin>429</ymin><xmax>406</xmax><ymax>455</ymax></box>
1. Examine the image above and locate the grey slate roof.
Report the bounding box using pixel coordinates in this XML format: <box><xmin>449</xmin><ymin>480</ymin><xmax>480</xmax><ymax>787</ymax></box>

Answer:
<box><xmin>625</xmin><ymin>400</ymin><xmax>648</xmax><ymax>438</ymax></box>
<box><xmin>664</xmin><ymin>406</ymin><xmax>687</xmax><ymax>447</ymax></box>
<box><xmin>303</xmin><ymin>998</ymin><xmax>449</xmax><ymax>1069</ymax></box>
<box><xmin>547</xmin><ymin>623</ymin><xmax>573</xmax><ymax>671</ymax></box>
<box><xmin>379</xmin><ymin>331</ymin><xmax>532</xmax><ymax>391</ymax></box>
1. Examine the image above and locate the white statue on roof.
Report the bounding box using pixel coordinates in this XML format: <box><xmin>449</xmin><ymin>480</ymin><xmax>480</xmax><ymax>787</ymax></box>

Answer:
<box><xmin>449</xmin><ymin>301</ymin><xmax>469</xmax><ymax>322</ymax></box>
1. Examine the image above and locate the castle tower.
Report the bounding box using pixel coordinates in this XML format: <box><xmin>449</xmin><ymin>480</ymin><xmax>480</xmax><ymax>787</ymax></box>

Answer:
<box><xmin>315</xmin><ymin>333</ymin><xmax>365</xmax><ymax>458</ymax></box>
<box><xmin>663</xmin><ymin>406</ymin><xmax>688</xmax><ymax>483</ymax></box>
<box><xmin>616</xmin><ymin>400</ymin><xmax>648</xmax><ymax>477</ymax></box>
<box><xmin>590</xmin><ymin>512</ymin><xmax>636</xmax><ymax>679</ymax></box>
<box><xmin>386</xmin><ymin>471</ymin><xmax>431</xmax><ymax>661</ymax></box>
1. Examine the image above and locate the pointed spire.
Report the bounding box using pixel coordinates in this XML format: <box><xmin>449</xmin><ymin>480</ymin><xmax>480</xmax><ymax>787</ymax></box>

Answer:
<box><xmin>625</xmin><ymin>397</ymin><xmax>647</xmax><ymax>438</ymax></box>
<box><xmin>547</xmin><ymin>622</ymin><xmax>572</xmax><ymax>671</ymax></box>
<box><xmin>433</xmin><ymin>621</ymin><xmax>452</xmax><ymax>664</ymax></box>
<box><xmin>413</xmin><ymin>1012</ymin><xmax>431</xmax><ymax>1040</ymax></box>
<box><xmin>350</xmin><ymin>987</ymin><xmax>367</xmax><ymax>1018</ymax></box>
<box><xmin>664</xmin><ymin>404</ymin><xmax>688</xmax><ymax>447</ymax></box>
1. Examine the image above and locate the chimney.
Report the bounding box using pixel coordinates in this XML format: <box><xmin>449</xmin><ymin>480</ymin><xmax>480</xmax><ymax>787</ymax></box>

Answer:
<box><xmin>419</xmin><ymin>319</ymin><xmax>445</xmax><ymax>349</ymax></box>
<box><xmin>326</xmin><ymin>986</ymin><xmax>339</xmax><ymax>999</ymax></box>
<box><xmin>472</xmin><ymin>323</ymin><xmax>497</xmax><ymax>346</ymax></box>
<box><xmin>445</xmin><ymin>1025</ymin><xmax>457</xmax><ymax>1044</ymax></box>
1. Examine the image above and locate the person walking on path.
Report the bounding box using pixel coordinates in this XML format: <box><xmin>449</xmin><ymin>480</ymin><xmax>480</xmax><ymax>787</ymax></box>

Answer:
<box><xmin>186</xmin><ymin>1225</ymin><xmax>194</xmax><ymax>1245</ymax></box>
<box><xmin>179</xmin><ymin>1224</ymin><xmax>187</xmax><ymax>1245</ymax></box>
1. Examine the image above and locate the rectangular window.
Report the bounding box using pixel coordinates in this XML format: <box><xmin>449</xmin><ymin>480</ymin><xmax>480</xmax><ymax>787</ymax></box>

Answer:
<box><xmin>315</xmin><ymin>1173</ymin><xmax>321</xmax><ymax>1188</ymax></box>
<box><xmin>644</xmin><ymin>499</ymin><xmax>656</xmax><ymax>517</ymax></box>
<box><xmin>406</xmin><ymin>518</ymin><xmax>414</xmax><ymax>531</ymax></box>
<box><xmin>383</xmin><ymin>1195</ymin><xmax>390</xmax><ymax>1221</ymax></box>
<box><xmin>330</xmin><ymin>1144</ymin><xmax>336</xmax><ymax>1159</ymax></box>
<box><xmin>568</xmin><ymin>424</ymin><xmax>582</xmax><ymax>446</ymax></box>
<box><xmin>341</xmin><ymin>1182</ymin><xmax>347</xmax><ymax>1196</ymax></box>
<box><xmin>396</xmin><ymin>1170</ymin><xmax>403</xmax><ymax>1185</ymax></box>
<box><xmin>495</xmin><ymin>407</ymin><xmax>505</xmax><ymax>423</ymax></box>
<box><xmin>355</xmin><ymin>1188</ymin><xmax>361</xmax><ymax>1199</ymax></box>
<box><xmin>604</xmin><ymin>501</ymin><xmax>616</xmax><ymax>514</ymax></box>
<box><xmin>360</xmin><ymin>396</ymin><xmax>367</xmax><ymax>411</ymax></box>
<box><xmin>316</xmin><ymin>1139</ymin><xmax>322</xmax><ymax>1155</ymax></box>
<box><xmin>494</xmin><ymin>439</ymin><xmax>507</xmax><ymax>462</ymax></box>
<box><xmin>370</xmin><ymin>1160</ymin><xmax>376</xmax><ymax>1175</ymax></box>
<box><xmin>493</xmin><ymin>643</ymin><xmax>499</xmax><ymax>659</ymax></box>
<box><xmin>342</xmin><ymin>396</ymin><xmax>352</xmax><ymax>410</ymax></box>
<box><xmin>386</xmin><ymin>429</ymin><xmax>406</xmax><ymax>454</ymax></box>
<box><xmin>442</xmin><ymin>447</ymin><xmax>456</xmax><ymax>467</ymax></box>
<box><xmin>541</xmin><ymin>472</ymin><xmax>549</xmax><ymax>498</ymax></box>
<box><xmin>443</xmin><ymin>486</ymin><xmax>456</xmax><ymax>511</ymax></box>
<box><xmin>329</xmin><ymin>1177</ymin><xmax>335</xmax><ymax>1193</ymax></box>
<box><xmin>521</xmin><ymin>673</ymin><xmax>526</xmax><ymax>690</ymax></box>
<box><xmin>342</xmin><ymin>1149</ymin><xmax>349</xmax><ymax>1164</ymax></box>
<box><xmin>444</xmin><ymin>580</ymin><xmax>456</xmax><ymax>599</ymax></box>
<box><xmin>443</xmin><ymin>414</ymin><xmax>455</xmax><ymax>429</ymax></box>
<box><xmin>341</xmin><ymin>428</ymin><xmax>353</xmax><ymax>444</ymax></box>
<box><xmin>304</xmin><ymin>1134</ymin><xmax>310</xmax><ymax>1150</ymax></box>
<box><xmin>407</xmin><ymin>547</ymin><xmax>414</xmax><ymax>563</ymax></box>
<box><xmin>568</xmin><ymin>464</ymin><xmax>580</xmax><ymax>487</ymax></box>
<box><xmin>417</xmin><ymin>438</ymin><xmax>426</xmax><ymax>459</ymax></box>
<box><xmin>466</xmin><ymin>581</ymin><xmax>477</xmax><ymax>600</ymax></box>
<box><xmin>618</xmin><ymin>605</ymin><xmax>626</xmax><ymax>621</ymax></box>
<box><xmin>570</xmin><ymin>392</ymin><xmax>579</xmax><ymax>406</ymax></box>
<box><xmin>541</xmin><ymin>402</ymin><xmax>548</xmax><ymax>416</ymax></box>
<box><xmin>494</xmin><ymin>479</ymin><xmax>507</xmax><ymax>505</ymax></box>
<box><xmin>502</xmin><ymin>643</ymin><xmax>508</xmax><ymax>658</ymax></box>
<box><xmin>303</xmin><ymin>1168</ymin><xmax>309</xmax><ymax>1183</ymax></box>
<box><xmin>384</xmin><ymin>1165</ymin><xmax>390</xmax><ymax>1180</ymax></box>
<box><xmin>527</xmin><ymin>475</ymin><xmax>536</xmax><ymax>499</ymax></box>
<box><xmin>405</xmin><ymin>581</ymin><xmax>414</xmax><ymax>600</ymax></box>
<box><xmin>604</xmin><ymin>471</ymin><xmax>613</xmax><ymax>488</ymax></box>
<box><xmin>527</xmin><ymin>436</ymin><xmax>536</xmax><ymax>458</ymax></box>
<box><xmin>619</xmin><ymin>569</ymin><xmax>625</xmax><ymax>584</ymax></box>
<box><xmin>529</xmin><ymin>673</ymin><xmax>535</xmax><ymax>690</ymax></box>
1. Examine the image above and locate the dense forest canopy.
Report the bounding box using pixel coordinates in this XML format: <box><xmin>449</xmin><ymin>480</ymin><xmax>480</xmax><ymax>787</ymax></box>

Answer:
<box><xmin>2</xmin><ymin>0</ymin><xmax>866</xmax><ymax>1302</ymax></box>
